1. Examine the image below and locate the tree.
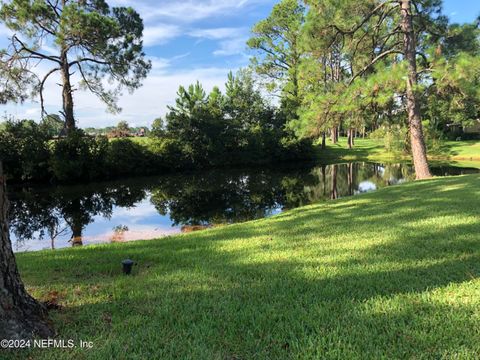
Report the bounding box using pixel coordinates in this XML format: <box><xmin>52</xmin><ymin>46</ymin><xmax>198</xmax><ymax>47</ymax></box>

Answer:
<box><xmin>116</xmin><ymin>120</ymin><xmax>130</xmax><ymax>137</ymax></box>
<box><xmin>40</xmin><ymin>114</ymin><xmax>64</xmax><ymax>138</ymax></box>
<box><xmin>0</xmin><ymin>0</ymin><xmax>151</xmax><ymax>133</ymax></box>
<box><xmin>300</xmin><ymin>0</ymin><xmax>440</xmax><ymax>179</ymax></box>
<box><xmin>165</xmin><ymin>82</ymin><xmax>222</xmax><ymax>165</ymax></box>
<box><xmin>223</xmin><ymin>69</ymin><xmax>279</xmax><ymax>158</ymax></box>
<box><xmin>150</xmin><ymin>117</ymin><xmax>166</xmax><ymax>138</ymax></box>
<box><xmin>247</xmin><ymin>0</ymin><xmax>305</xmax><ymax>122</ymax></box>
<box><xmin>400</xmin><ymin>0</ymin><xmax>431</xmax><ymax>179</ymax></box>
<box><xmin>0</xmin><ymin>119</ymin><xmax>51</xmax><ymax>181</ymax></box>
<box><xmin>0</xmin><ymin>161</ymin><xmax>53</xmax><ymax>339</ymax></box>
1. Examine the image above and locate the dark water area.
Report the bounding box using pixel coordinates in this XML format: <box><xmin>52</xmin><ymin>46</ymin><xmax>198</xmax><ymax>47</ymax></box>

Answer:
<box><xmin>8</xmin><ymin>162</ymin><xmax>479</xmax><ymax>252</ymax></box>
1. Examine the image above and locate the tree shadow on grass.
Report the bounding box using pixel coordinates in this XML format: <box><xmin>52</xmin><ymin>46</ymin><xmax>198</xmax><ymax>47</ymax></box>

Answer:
<box><xmin>11</xmin><ymin>174</ymin><xmax>480</xmax><ymax>359</ymax></box>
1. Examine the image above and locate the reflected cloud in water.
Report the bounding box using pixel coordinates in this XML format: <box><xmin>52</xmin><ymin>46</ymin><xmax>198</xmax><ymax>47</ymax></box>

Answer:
<box><xmin>8</xmin><ymin>162</ymin><xmax>479</xmax><ymax>252</ymax></box>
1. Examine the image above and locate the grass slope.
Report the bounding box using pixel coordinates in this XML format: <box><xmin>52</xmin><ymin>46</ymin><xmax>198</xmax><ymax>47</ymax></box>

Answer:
<box><xmin>317</xmin><ymin>138</ymin><xmax>480</xmax><ymax>164</ymax></box>
<box><xmin>9</xmin><ymin>174</ymin><xmax>480</xmax><ymax>359</ymax></box>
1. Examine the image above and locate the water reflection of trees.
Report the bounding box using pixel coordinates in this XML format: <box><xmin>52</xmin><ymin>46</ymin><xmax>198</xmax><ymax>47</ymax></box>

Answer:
<box><xmin>149</xmin><ymin>169</ymin><xmax>320</xmax><ymax>225</ymax></box>
<box><xmin>9</xmin><ymin>183</ymin><xmax>147</xmax><ymax>249</ymax></box>
<box><xmin>8</xmin><ymin>163</ymin><xmax>427</xmax><ymax>249</ymax></box>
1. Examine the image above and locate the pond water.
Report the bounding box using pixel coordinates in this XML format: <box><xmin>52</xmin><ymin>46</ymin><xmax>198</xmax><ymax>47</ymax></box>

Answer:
<box><xmin>8</xmin><ymin>162</ymin><xmax>479</xmax><ymax>252</ymax></box>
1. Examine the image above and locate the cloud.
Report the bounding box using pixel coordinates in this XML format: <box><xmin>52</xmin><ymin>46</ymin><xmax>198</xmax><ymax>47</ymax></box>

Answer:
<box><xmin>188</xmin><ymin>27</ymin><xmax>247</xmax><ymax>40</ymax></box>
<box><xmin>0</xmin><ymin>0</ymin><xmax>265</xmax><ymax>127</ymax></box>
<box><xmin>1</xmin><ymin>61</ymin><xmax>233</xmax><ymax>128</ymax></box>
<box><xmin>25</xmin><ymin>108</ymin><xmax>40</xmax><ymax>116</ymax></box>
<box><xmin>213</xmin><ymin>37</ymin><xmax>249</xmax><ymax>56</ymax></box>
<box><xmin>131</xmin><ymin>0</ymin><xmax>255</xmax><ymax>24</ymax></box>
<box><xmin>143</xmin><ymin>24</ymin><xmax>181</xmax><ymax>46</ymax></box>
<box><xmin>188</xmin><ymin>27</ymin><xmax>250</xmax><ymax>56</ymax></box>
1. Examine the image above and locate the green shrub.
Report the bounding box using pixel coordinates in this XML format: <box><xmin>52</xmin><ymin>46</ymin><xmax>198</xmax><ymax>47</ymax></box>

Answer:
<box><xmin>106</xmin><ymin>139</ymin><xmax>155</xmax><ymax>177</ymax></box>
<box><xmin>370</xmin><ymin>125</ymin><xmax>407</xmax><ymax>154</ymax></box>
<box><xmin>50</xmin><ymin>130</ymin><xmax>109</xmax><ymax>182</ymax></box>
<box><xmin>146</xmin><ymin>137</ymin><xmax>186</xmax><ymax>169</ymax></box>
<box><xmin>0</xmin><ymin>119</ymin><xmax>50</xmax><ymax>181</ymax></box>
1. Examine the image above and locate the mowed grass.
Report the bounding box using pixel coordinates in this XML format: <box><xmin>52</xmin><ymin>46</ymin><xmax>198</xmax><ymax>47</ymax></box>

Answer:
<box><xmin>8</xmin><ymin>174</ymin><xmax>480</xmax><ymax>359</ymax></box>
<box><xmin>434</xmin><ymin>140</ymin><xmax>480</xmax><ymax>159</ymax></box>
<box><xmin>317</xmin><ymin>137</ymin><xmax>480</xmax><ymax>163</ymax></box>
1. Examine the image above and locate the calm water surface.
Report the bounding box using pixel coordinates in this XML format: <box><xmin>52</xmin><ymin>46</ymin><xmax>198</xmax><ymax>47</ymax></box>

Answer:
<box><xmin>8</xmin><ymin>162</ymin><xmax>478</xmax><ymax>252</ymax></box>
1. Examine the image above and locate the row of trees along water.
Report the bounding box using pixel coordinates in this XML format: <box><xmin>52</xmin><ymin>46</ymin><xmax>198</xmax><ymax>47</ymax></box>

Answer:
<box><xmin>248</xmin><ymin>0</ymin><xmax>480</xmax><ymax>179</ymax></box>
<box><xmin>0</xmin><ymin>1</ymin><xmax>479</xmax><ymax>184</ymax></box>
<box><xmin>0</xmin><ymin>69</ymin><xmax>312</xmax><ymax>184</ymax></box>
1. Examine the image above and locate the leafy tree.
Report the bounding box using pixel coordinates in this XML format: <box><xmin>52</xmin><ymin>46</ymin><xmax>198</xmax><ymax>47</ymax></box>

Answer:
<box><xmin>40</xmin><ymin>114</ymin><xmax>64</xmax><ymax>138</ymax></box>
<box><xmin>165</xmin><ymin>82</ymin><xmax>224</xmax><ymax>166</ymax></box>
<box><xmin>223</xmin><ymin>69</ymin><xmax>278</xmax><ymax>158</ymax></box>
<box><xmin>150</xmin><ymin>117</ymin><xmax>166</xmax><ymax>138</ymax></box>
<box><xmin>0</xmin><ymin>0</ymin><xmax>151</xmax><ymax>133</ymax></box>
<box><xmin>113</xmin><ymin>120</ymin><xmax>130</xmax><ymax>137</ymax></box>
<box><xmin>442</xmin><ymin>20</ymin><xmax>480</xmax><ymax>59</ymax></box>
<box><xmin>0</xmin><ymin>119</ymin><xmax>51</xmax><ymax>181</ymax></box>
<box><xmin>424</xmin><ymin>52</ymin><xmax>480</xmax><ymax>136</ymax></box>
<box><xmin>247</xmin><ymin>0</ymin><xmax>305</xmax><ymax>122</ymax></box>
<box><xmin>297</xmin><ymin>0</ymin><xmax>450</xmax><ymax>179</ymax></box>
<box><xmin>117</xmin><ymin>121</ymin><xmax>130</xmax><ymax>132</ymax></box>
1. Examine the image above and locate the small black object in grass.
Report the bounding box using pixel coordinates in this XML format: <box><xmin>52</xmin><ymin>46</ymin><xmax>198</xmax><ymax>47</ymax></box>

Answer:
<box><xmin>121</xmin><ymin>259</ymin><xmax>135</xmax><ymax>275</ymax></box>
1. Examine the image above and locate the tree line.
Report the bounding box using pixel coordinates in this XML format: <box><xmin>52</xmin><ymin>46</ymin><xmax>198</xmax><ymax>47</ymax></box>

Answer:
<box><xmin>0</xmin><ymin>69</ymin><xmax>312</xmax><ymax>184</ymax></box>
<box><xmin>247</xmin><ymin>0</ymin><xmax>480</xmax><ymax>179</ymax></box>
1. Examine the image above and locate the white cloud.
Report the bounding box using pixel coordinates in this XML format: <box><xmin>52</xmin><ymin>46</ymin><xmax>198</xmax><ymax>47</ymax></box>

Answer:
<box><xmin>0</xmin><ymin>61</ymin><xmax>232</xmax><ymax>128</ymax></box>
<box><xmin>0</xmin><ymin>0</ymin><xmax>262</xmax><ymax>127</ymax></box>
<box><xmin>188</xmin><ymin>27</ymin><xmax>250</xmax><ymax>56</ymax></box>
<box><xmin>213</xmin><ymin>37</ymin><xmax>249</xmax><ymax>56</ymax></box>
<box><xmin>188</xmin><ymin>27</ymin><xmax>247</xmax><ymax>40</ymax></box>
<box><xmin>132</xmin><ymin>0</ymin><xmax>255</xmax><ymax>24</ymax></box>
<box><xmin>143</xmin><ymin>24</ymin><xmax>181</xmax><ymax>46</ymax></box>
<box><xmin>25</xmin><ymin>108</ymin><xmax>40</xmax><ymax>116</ymax></box>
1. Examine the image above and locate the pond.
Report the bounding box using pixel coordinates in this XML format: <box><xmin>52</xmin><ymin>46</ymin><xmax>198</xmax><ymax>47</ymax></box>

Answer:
<box><xmin>8</xmin><ymin>162</ymin><xmax>479</xmax><ymax>252</ymax></box>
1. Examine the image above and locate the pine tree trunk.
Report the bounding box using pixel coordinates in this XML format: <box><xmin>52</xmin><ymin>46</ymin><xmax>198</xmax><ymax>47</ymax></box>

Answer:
<box><xmin>330</xmin><ymin>164</ymin><xmax>338</xmax><ymax>200</ymax></box>
<box><xmin>322</xmin><ymin>165</ymin><xmax>326</xmax><ymax>196</ymax></box>
<box><xmin>400</xmin><ymin>0</ymin><xmax>432</xmax><ymax>180</ymax></box>
<box><xmin>347</xmin><ymin>163</ymin><xmax>354</xmax><ymax>196</ymax></box>
<box><xmin>347</xmin><ymin>129</ymin><xmax>354</xmax><ymax>149</ymax></box>
<box><xmin>60</xmin><ymin>49</ymin><xmax>75</xmax><ymax>134</ymax></box>
<box><xmin>0</xmin><ymin>162</ymin><xmax>53</xmax><ymax>340</ymax></box>
<box><xmin>331</xmin><ymin>127</ymin><xmax>338</xmax><ymax>144</ymax></box>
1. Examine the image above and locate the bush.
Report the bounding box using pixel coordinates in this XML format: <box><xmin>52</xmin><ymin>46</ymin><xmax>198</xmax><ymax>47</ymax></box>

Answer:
<box><xmin>50</xmin><ymin>130</ymin><xmax>109</xmax><ymax>182</ymax></box>
<box><xmin>422</xmin><ymin>120</ymin><xmax>445</xmax><ymax>154</ymax></box>
<box><xmin>106</xmin><ymin>139</ymin><xmax>155</xmax><ymax>177</ymax></box>
<box><xmin>0</xmin><ymin>120</ymin><xmax>50</xmax><ymax>181</ymax></box>
<box><xmin>146</xmin><ymin>137</ymin><xmax>186</xmax><ymax>169</ymax></box>
<box><xmin>370</xmin><ymin>125</ymin><xmax>407</xmax><ymax>154</ymax></box>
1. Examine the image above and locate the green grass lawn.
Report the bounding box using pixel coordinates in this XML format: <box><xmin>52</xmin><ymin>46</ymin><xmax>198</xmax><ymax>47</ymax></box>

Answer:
<box><xmin>316</xmin><ymin>137</ymin><xmax>480</xmax><ymax>163</ymax></box>
<box><xmin>433</xmin><ymin>140</ymin><xmax>480</xmax><ymax>159</ymax></box>
<box><xmin>8</xmin><ymin>174</ymin><xmax>480</xmax><ymax>359</ymax></box>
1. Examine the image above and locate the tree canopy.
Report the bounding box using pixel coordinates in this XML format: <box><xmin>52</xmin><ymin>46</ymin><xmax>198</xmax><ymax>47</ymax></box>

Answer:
<box><xmin>0</xmin><ymin>0</ymin><xmax>151</xmax><ymax>132</ymax></box>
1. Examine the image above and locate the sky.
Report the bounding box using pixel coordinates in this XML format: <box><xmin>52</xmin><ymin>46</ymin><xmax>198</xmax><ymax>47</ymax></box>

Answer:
<box><xmin>0</xmin><ymin>0</ymin><xmax>479</xmax><ymax>128</ymax></box>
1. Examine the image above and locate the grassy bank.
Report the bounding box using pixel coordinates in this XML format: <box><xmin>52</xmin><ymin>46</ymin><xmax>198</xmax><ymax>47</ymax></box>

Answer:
<box><xmin>8</xmin><ymin>174</ymin><xmax>480</xmax><ymax>359</ymax></box>
<box><xmin>316</xmin><ymin>137</ymin><xmax>480</xmax><ymax>164</ymax></box>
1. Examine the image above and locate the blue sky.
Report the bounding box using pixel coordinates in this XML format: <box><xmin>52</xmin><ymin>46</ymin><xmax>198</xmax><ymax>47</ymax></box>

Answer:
<box><xmin>1</xmin><ymin>0</ymin><xmax>479</xmax><ymax>128</ymax></box>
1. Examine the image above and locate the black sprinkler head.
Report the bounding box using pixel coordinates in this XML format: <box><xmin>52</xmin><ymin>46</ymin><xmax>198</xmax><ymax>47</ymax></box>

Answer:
<box><xmin>121</xmin><ymin>259</ymin><xmax>134</xmax><ymax>275</ymax></box>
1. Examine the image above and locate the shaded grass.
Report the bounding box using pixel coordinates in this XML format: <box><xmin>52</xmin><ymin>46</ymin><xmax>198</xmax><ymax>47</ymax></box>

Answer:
<box><xmin>7</xmin><ymin>174</ymin><xmax>480</xmax><ymax>359</ymax></box>
<box><xmin>317</xmin><ymin>137</ymin><xmax>480</xmax><ymax>163</ymax></box>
